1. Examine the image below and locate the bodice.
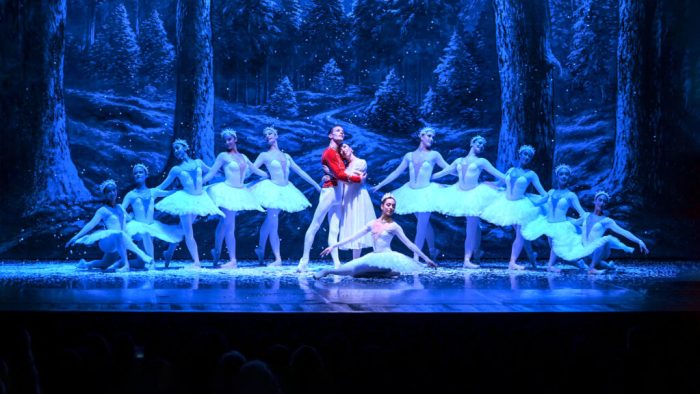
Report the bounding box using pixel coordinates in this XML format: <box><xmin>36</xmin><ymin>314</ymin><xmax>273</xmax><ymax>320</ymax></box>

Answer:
<box><xmin>267</xmin><ymin>154</ymin><xmax>290</xmax><ymax>184</ymax></box>
<box><xmin>130</xmin><ymin>189</ymin><xmax>154</xmax><ymax>223</ymax></box>
<box><xmin>408</xmin><ymin>152</ymin><xmax>435</xmax><ymax>188</ymax></box>
<box><xmin>582</xmin><ymin>213</ymin><xmax>612</xmax><ymax>245</ymax></box>
<box><xmin>505</xmin><ymin>169</ymin><xmax>529</xmax><ymax>200</ymax></box>
<box><xmin>223</xmin><ymin>153</ymin><xmax>247</xmax><ymax>187</ymax></box>
<box><xmin>102</xmin><ymin>205</ymin><xmax>125</xmax><ymax>231</ymax></box>
<box><xmin>455</xmin><ymin>157</ymin><xmax>481</xmax><ymax>190</ymax></box>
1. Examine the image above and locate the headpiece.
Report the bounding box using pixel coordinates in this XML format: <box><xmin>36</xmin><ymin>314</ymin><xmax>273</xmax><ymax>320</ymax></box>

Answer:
<box><xmin>419</xmin><ymin>127</ymin><xmax>436</xmax><ymax>137</ymax></box>
<box><xmin>263</xmin><ymin>126</ymin><xmax>278</xmax><ymax>136</ymax></box>
<box><xmin>220</xmin><ymin>128</ymin><xmax>238</xmax><ymax>140</ymax></box>
<box><xmin>99</xmin><ymin>179</ymin><xmax>117</xmax><ymax>194</ymax></box>
<box><xmin>470</xmin><ymin>135</ymin><xmax>486</xmax><ymax>145</ymax></box>
<box><xmin>518</xmin><ymin>144</ymin><xmax>535</xmax><ymax>155</ymax></box>
<box><xmin>381</xmin><ymin>192</ymin><xmax>396</xmax><ymax>203</ymax></box>
<box><xmin>594</xmin><ymin>190</ymin><xmax>610</xmax><ymax>200</ymax></box>
<box><xmin>132</xmin><ymin>163</ymin><xmax>149</xmax><ymax>176</ymax></box>
<box><xmin>172</xmin><ymin>139</ymin><xmax>189</xmax><ymax>150</ymax></box>
<box><xmin>554</xmin><ymin>164</ymin><xmax>572</xmax><ymax>175</ymax></box>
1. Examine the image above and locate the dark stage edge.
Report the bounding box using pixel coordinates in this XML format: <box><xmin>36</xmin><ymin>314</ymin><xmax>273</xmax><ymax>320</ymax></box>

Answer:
<box><xmin>2</xmin><ymin>260</ymin><xmax>700</xmax><ymax>313</ymax></box>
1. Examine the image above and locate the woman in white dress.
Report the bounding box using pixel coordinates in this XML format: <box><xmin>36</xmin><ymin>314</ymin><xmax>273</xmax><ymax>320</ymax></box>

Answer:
<box><xmin>156</xmin><ymin>139</ymin><xmax>224</xmax><ymax>268</ymax></box>
<box><xmin>66</xmin><ymin>179</ymin><xmax>152</xmax><ymax>272</ymax></box>
<box><xmin>481</xmin><ymin>145</ymin><xmax>548</xmax><ymax>270</ymax></box>
<box><xmin>371</xmin><ymin>127</ymin><xmax>448</xmax><ymax>261</ymax></box>
<box><xmin>203</xmin><ymin>129</ymin><xmax>268</xmax><ymax>269</ymax></box>
<box><xmin>314</xmin><ymin>193</ymin><xmax>436</xmax><ymax>279</ymax></box>
<box><xmin>338</xmin><ymin>143</ymin><xmax>376</xmax><ymax>259</ymax></box>
<box><xmin>432</xmin><ymin>135</ymin><xmax>504</xmax><ymax>268</ymax></box>
<box><xmin>250</xmin><ymin>126</ymin><xmax>321</xmax><ymax>266</ymax></box>
<box><xmin>122</xmin><ymin>163</ymin><xmax>182</xmax><ymax>268</ymax></box>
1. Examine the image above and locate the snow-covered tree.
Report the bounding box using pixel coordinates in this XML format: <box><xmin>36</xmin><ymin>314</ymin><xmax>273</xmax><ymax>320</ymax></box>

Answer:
<box><xmin>433</xmin><ymin>31</ymin><xmax>480</xmax><ymax>123</ymax></box>
<box><xmin>351</xmin><ymin>0</ymin><xmax>394</xmax><ymax>84</ymax></box>
<box><xmin>313</xmin><ymin>58</ymin><xmax>345</xmax><ymax>93</ymax></box>
<box><xmin>300</xmin><ymin>0</ymin><xmax>350</xmax><ymax>84</ymax></box>
<box><xmin>365</xmin><ymin>69</ymin><xmax>421</xmax><ymax>133</ymax></box>
<box><xmin>139</xmin><ymin>9</ymin><xmax>175</xmax><ymax>89</ymax></box>
<box><xmin>268</xmin><ymin>76</ymin><xmax>299</xmax><ymax>117</ymax></box>
<box><xmin>106</xmin><ymin>3</ymin><xmax>141</xmax><ymax>92</ymax></box>
<box><xmin>420</xmin><ymin>87</ymin><xmax>439</xmax><ymax>121</ymax></box>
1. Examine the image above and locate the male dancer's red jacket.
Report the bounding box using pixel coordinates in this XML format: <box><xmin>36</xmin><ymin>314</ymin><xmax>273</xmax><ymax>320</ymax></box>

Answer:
<box><xmin>321</xmin><ymin>147</ymin><xmax>361</xmax><ymax>188</ymax></box>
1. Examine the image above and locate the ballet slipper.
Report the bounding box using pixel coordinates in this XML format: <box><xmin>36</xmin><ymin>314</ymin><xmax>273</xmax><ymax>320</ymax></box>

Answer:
<box><xmin>508</xmin><ymin>262</ymin><xmax>525</xmax><ymax>270</ymax></box>
<box><xmin>297</xmin><ymin>258</ymin><xmax>309</xmax><ymax>272</ymax></box>
<box><xmin>463</xmin><ymin>261</ymin><xmax>480</xmax><ymax>269</ymax></box>
<box><xmin>221</xmin><ymin>261</ymin><xmax>237</xmax><ymax>269</ymax></box>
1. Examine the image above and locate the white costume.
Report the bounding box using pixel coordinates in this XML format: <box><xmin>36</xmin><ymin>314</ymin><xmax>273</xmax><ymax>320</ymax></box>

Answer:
<box><xmin>156</xmin><ymin>162</ymin><xmax>224</xmax><ymax>217</ymax></box>
<box><xmin>391</xmin><ymin>152</ymin><xmax>444</xmax><ymax>214</ymax></box>
<box><xmin>250</xmin><ymin>153</ymin><xmax>311</xmax><ymax>212</ymax></box>
<box><xmin>438</xmin><ymin>157</ymin><xmax>500</xmax><ymax>217</ymax></box>
<box><xmin>339</xmin><ymin>158</ymin><xmax>375</xmax><ymax>250</ymax></box>
<box><xmin>124</xmin><ymin>189</ymin><xmax>183</xmax><ymax>244</ymax></box>
<box><xmin>481</xmin><ymin>169</ymin><xmax>540</xmax><ymax>226</ymax></box>
<box><xmin>551</xmin><ymin>213</ymin><xmax>633</xmax><ymax>261</ymax></box>
<box><xmin>207</xmin><ymin>157</ymin><xmax>264</xmax><ymax>212</ymax></box>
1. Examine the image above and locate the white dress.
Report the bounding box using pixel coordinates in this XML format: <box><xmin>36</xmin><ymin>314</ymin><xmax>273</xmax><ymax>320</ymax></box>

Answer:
<box><xmin>250</xmin><ymin>153</ymin><xmax>312</xmax><ymax>213</ymax></box>
<box><xmin>206</xmin><ymin>157</ymin><xmax>264</xmax><ymax>212</ymax></box>
<box><xmin>521</xmin><ymin>192</ymin><xmax>575</xmax><ymax>242</ymax></box>
<box><xmin>392</xmin><ymin>152</ymin><xmax>444</xmax><ymax>214</ymax></box>
<box><xmin>338</xmin><ymin>222</ymin><xmax>424</xmax><ymax>274</ymax></box>
<box><xmin>481</xmin><ymin>169</ymin><xmax>540</xmax><ymax>226</ymax></box>
<box><xmin>339</xmin><ymin>159</ymin><xmax>376</xmax><ymax>250</ymax></box>
<box><xmin>156</xmin><ymin>163</ymin><xmax>225</xmax><ymax>217</ymax></box>
<box><xmin>75</xmin><ymin>206</ymin><xmax>128</xmax><ymax>250</ymax></box>
<box><xmin>551</xmin><ymin>213</ymin><xmax>634</xmax><ymax>261</ymax></box>
<box><xmin>438</xmin><ymin>157</ymin><xmax>501</xmax><ymax>217</ymax></box>
<box><xmin>124</xmin><ymin>189</ymin><xmax>183</xmax><ymax>244</ymax></box>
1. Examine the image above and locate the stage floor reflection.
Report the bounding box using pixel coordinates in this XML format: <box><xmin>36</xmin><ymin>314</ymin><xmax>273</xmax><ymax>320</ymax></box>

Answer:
<box><xmin>1</xmin><ymin>260</ymin><xmax>699</xmax><ymax>312</ymax></box>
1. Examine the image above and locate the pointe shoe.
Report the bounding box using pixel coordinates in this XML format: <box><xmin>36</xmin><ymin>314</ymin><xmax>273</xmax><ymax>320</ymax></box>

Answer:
<box><xmin>313</xmin><ymin>270</ymin><xmax>328</xmax><ymax>280</ymax></box>
<box><xmin>463</xmin><ymin>261</ymin><xmax>480</xmax><ymax>269</ymax></box>
<box><xmin>105</xmin><ymin>261</ymin><xmax>124</xmax><ymax>272</ymax></box>
<box><xmin>116</xmin><ymin>264</ymin><xmax>130</xmax><ymax>273</ymax></box>
<box><xmin>267</xmin><ymin>260</ymin><xmax>282</xmax><ymax>267</ymax></box>
<box><xmin>221</xmin><ymin>261</ymin><xmax>237</xmax><ymax>269</ymax></box>
<box><xmin>576</xmin><ymin>259</ymin><xmax>588</xmax><ymax>271</ymax></box>
<box><xmin>191</xmin><ymin>261</ymin><xmax>202</xmax><ymax>269</ymax></box>
<box><xmin>508</xmin><ymin>262</ymin><xmax>525</xmax><ymax>271</ymax></box>
<box><xmin>546</xmin><ymin>265</ymin><xmax>562</xmax><ymax>273</ymax></box>
<box><xmin>588</xmin><ymin>268</ymin><xmax>606</xmax><ymax>275</ymax></box>
<box><xmin>334</xmin><ymin>261</ymin><xmax>341</xmax><ymax>269</ymax></box>
<box><xmin>255</xmin><ymin>246</ymin><xmax>265</xmax><ymax>265</ymax></box>
<box><xmin>296</xmin><ymin>258</ymin><xmax>309</xmax><ymax>272</ymax></box>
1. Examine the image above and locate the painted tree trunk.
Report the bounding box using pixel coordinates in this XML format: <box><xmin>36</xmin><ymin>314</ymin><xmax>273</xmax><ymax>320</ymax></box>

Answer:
<box><xmin>83</xmin><ymin>0</ymin><xmax>97</xmax><ymax>50</ymax></box>
<box><xmin>172</xmin><ymin>0</ymin><xmax>214</xmax><ymax>165</ymax></box>
<box><xmin>23</xmin><ymin>0</ymin><xmax>90</xmax><ymax>214</ymax></box>
<box><xmin>493</xmin><ymin>0</ymin><xmax>557</xmax><ymax>184</ymax></box>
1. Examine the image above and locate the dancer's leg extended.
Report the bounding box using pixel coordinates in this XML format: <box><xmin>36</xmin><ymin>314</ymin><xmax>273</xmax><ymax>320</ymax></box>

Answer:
<box><xmin>180</xmin><ymin>214</ymin><xmax>200</xmax><ymax>267</ymax></box>
<box><xmin>299</xmin><ymin>188</ymin><xmax>337</xmax><ymax>270</ymax></box>
<box><xmin>327</xmin><ymin>202</ymin><xmax>342</xmax><ymax>268</ymax></box>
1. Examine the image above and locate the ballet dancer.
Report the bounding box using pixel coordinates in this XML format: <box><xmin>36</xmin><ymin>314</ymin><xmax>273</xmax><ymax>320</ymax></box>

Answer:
<box><xmin>297</xmin><ymin>125</ymin><xmax>365</xmax><ymax>272</ymax></box>
<box><xmin>520</xmin><ymin>164</ymin><xmax>587</xmax><ymax>272</ymax></box>
<box><xmin>250</xmin><ymin>126</ymin><xmax>321</xmax><ymax>266</ymax></box>
<box><xmin>315</xmin><ymin>193</ymin><xmax>436</xmax><ymax>279</ymax></box>
<box><xmin>156</xmin><ymin>139</ymin><xmax>224</xmax><ymax>268</ymax></box>
<box><xmin>432</xmin><ymin>135</ymin><xmax>505</xmax><ymax>268</ymax></box>
<box><xmin>203</xmin><ymin>128</ymin><xmax>267</xmax><ymax>268</ymax></box>
<box><xmin>66</xmin><ymin>179</ymin><xmax>152</xmax><ymax>272</ymax></box>
<box><xmin>371</xmin><ymin>127</ymin><xmax>448</xmax><ymax>261</ymax></box>
<box><xmin>338</xmin><ymin>143</ymin><xmax>376</xmax><ymax>259</ymax></box>
<box><xmin>122</xmin><ymin>163</ymin><xmax>181</xmax><ymax>269</ymax></box>
<box><xmin>553</xmin><ymin>191</ymin><xmax>649</xmax><ymax>274</ymax></box>
<box><xmin>481</xmin><ymin>145</ymin><xmax>548</xmax><ymax>270</ymax></box>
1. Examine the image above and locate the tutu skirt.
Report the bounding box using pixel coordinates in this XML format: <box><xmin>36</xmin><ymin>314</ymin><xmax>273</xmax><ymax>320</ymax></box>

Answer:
<box><xmin>156</xmin><ymin>190</ymin><xmax>225</xmax><ymax>217</ymax></box>
<box><xmin>438</xmin><ymin>183</ymin><xmax>500</xmax><ymax>217</ymax></box>
<box><xmin>341</xmin><ymin>251</ymin><xmax>424</xmax><ymax>274</ymax></box>
<box><xmin>392</xmin><ymin>182</ymin><xmax>445</xmax><ymax>214</ymax></box>
<box><xmin>125</xmin><ymin>220</ymin><xmax>183</xmax><ymax>244</ymax></box>
<box><xmin>340</xmin><ymin>185</ymin><xmax>375</xmax><ymax>250</ymax></box>
<box><xmin>75</xmin><ymin>229</ymin><xmax>124</xmax><ymax>246</ymax></box>
<box><xmin>481</xmin><ymin>196</ymin><xmax>540</xmax><ymax>227</ymax></box>
<box><xmin>206</xmin><ymin>182</ymin><xmax>264</xmax><ymax>212</ymax></box>
<box><xmin>521</xmin><ymin>217</ymin><xmax>578</xmax><ymax>242</ymax></box>
<box><xmin>552</xmin><ymin>233</ymin><xmax>634</xmax><ymax>262</ymax></box>
<box><xmin>250</xmin><ymin>180</ymin><xmax>311</xmax><ymax>213</ymax></box>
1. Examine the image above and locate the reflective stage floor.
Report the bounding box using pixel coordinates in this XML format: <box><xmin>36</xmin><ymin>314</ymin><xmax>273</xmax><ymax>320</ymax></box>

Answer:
<box><xmin>1</xmin><ymin>260</ymin><xmax>699</xmax><ymax>312</ymax></box>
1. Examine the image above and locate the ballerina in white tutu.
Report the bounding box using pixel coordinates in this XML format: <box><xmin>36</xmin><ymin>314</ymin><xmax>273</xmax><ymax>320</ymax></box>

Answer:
<box><xmin>481</xmin><ymin>145</ymin><xmax>548</xmax><ymax>270</ymax></box>
<box><xmin>520</xmin><ymin>164</ymin><xmax>587</xmax><ymax>272</ymax></box>
<box><xmin>314</xmin><ymin>193</ymin><xmax>436</xmax><ymax>279</ymax></box>
<box><xmin>250</xmin><ymin>126</ymin><xmax>321</xmax><ymax>266</ymax></box>
<box><xmin>122</xmin><ymin>163</ymin><xmax>182</xmax><ymax>269</ymax></box>
<box><xmin>432</xmin><ymin>135</ymin><xmax>505</xmax><ymax>268</ymax></box>
<box><xmin>203</xmin><ymin>129</ymin><xmax>267</xmax><ymax>268</ymax></box>
<box><xmin>371</xmin><ymin>127</ymin><xmax>448</xmax><ymax>261</ymax></box>
<box><xmin>156</xmin><ymin>139</ymin><xmax>224</xmax><ymax>268</ymax></box>
<box><xmin>66</xmin><ymin>179</ymin><xmax>153</xmax><ymax>272</ymax></box>
<box><xmin>552</xmin><ymin>191</ymin><xmax>649</xmax><ymax>274</ymax></box>
<box><xmin>338</xmin><ymin>143</ymin><xmax>376</xmax><ymax>259</ymax></box>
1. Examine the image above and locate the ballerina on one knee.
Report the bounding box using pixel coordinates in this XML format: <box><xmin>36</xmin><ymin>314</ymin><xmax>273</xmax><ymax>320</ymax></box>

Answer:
<box><xmin>250</xmin><ymin>126</ymin><xmax>321</xmax><ymax>266</ymax></box>
<box><xmin>315</xmin><ymin>193</ymin><xmax>436</xmax><ymax>279</ymax></box>
<box><xmin>481</xmin><ymin>144</ymin><xmax>548</xmax><ymax>270</ymax></box>
<box><xmin>66</xmin><ymin>179</ymin><xmax>152</xmax><ymax>272</ymax></box>
<box><xmin>432</xmin><ymin>135</ymin><xmax>504</xmax><ymax>268</ymax></box>
<box><xmin>155</xmin><ymin>139</ymin><xmax>224</xmax><ymax>268</ymax></box>
<box><xmin>122</xmin><ymin>163</ymin><xmax>182</xmax><ymax>269</ymax></box>
<box><xmin>338</xmin><ymin>143</ymin><xmax>376</xmax><ymax>260</ymax></box>
<box><xmin>371</xmin><ymin>127</ymin><xmax>448</xmax><ymax>261</ymax></box>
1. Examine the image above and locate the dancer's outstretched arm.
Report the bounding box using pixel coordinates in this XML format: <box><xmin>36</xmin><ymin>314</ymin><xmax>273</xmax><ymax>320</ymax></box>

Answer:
<box><xmin>197</xmin><ymin>159</ymin><xmax>212</xmax><ymax>174</ymax></box>
<box><xmin>372</xmin><ymin>154</ymin><xmax>409</xmax><ymax>191</ymax></box>
<box><xmin>393</xmin><ymin>224</ymin><xmax>436</xmax><ymax>267</ymax></box>
<box><xmin>529</xmin><ymin>172</ymin><xmax>549</xmax><ymax>205</ymax></box>
<box><xmin>121</xmin><ymin>192</ymin><xmax>134</xmax><ymax>212</ymax></box>
<box><xmin>66</xmin><ymin>209</ymin><xmax>105</xmax><ymax>247</ymax></box>
<box><xmin>432</xmin><ymin>159</ymin><xmax>458</xmax><ymax>180</ymax></box>
<box><xmin>320</xmin><ymin>225</ymin><xmax>372</xmax><ymax>256</ymax></box>
<box><xmin>244</xmin><ymin>155</ymin><xmax>268</xmax><ymax>178</ymax></box>
<box><xmin>151</xmin><ymin>188</ymin><xmax>174</xmax><ymax>199</ymax></box>
<box><xmin>608</xmin><ymin>221</ymin><xmax>649</xmax><ymax>253</ymax></box>
<box><xmin>480</xmin><ymin>159</ymin><xmax>506</xmax><ymax>182</ymax></box>
<box><xmin>569</xmin><ymin>193</ymin><xmax>587</xmax><ymax>218</ymax></box>
<box><xmin>289</xmin><ymin>155</ymin><xmax>322</xmax><ymax>192</ymax></box>
<box><xmin>202</xmin><ymin>154</ymin><xmax>226</xmax><ymax>184</ymax></box>
<box><xmin>156</xmin><ymin>167</ymin><xmax>180</xmax><ymax>190</ymax></box>
<box><xmin>435</xmin><ymin>152</ymin><xmax>449</xmax><ymax>169</ymax></box>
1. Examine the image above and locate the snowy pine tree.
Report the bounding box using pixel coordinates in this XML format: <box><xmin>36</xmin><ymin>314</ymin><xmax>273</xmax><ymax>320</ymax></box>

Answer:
<box><xmin>300</xmin><ymin>0</ymin><xmax>350</xmax><ymax>84</ymax></box>
<box><xmin>365</xmin><ymin>69</ymin><xmax>421</xmax><ymax>133</ymax></box>
<box><xmin>434</xmin><ymin>31</ymin><xmax>480</xmax><ymax>123</ymax></box>
<box><xmin>268</xmin><ymin>76</ymin><xmax>299</xmax><ymax>117</ymax></box>
<box><xmin>420</xmin><ymin>87</ymin><xmax>439</xmax><ymax>121</ymax></box>
<box><xmin>139</xmin><ymin>9</ymin><xmax>175</xmax><ymax>89</ymax></box>
<box><xmin>312</xmin><ymin>58</ymin><xmax>345</xmax><ymax>93</ymax></box>
<box><xmin>106</xmin><ymin>3</ymin><xmax>141</xmax><ymax>92</ymax></box>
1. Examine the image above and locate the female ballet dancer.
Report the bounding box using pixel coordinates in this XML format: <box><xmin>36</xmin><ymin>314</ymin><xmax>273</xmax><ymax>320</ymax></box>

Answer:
<box><xmin>156</xmin><ymin>139</ymin><xmax>224</xmax><ymax>268</ymax></box>
<box><xmin>521</xmin><ymin>164</ymin><xmax>587</xmax><ymax>273</ymax></box>
<box><xmin>122</xmin><ymin>163</ymin><xmax>181</xmax><ymax>269</ymax></box>
<box><xmin>338</xmin><ymin>143</ymin><xmax>376</xmax><ymax>259</ymax></box>
<box><xmin>432</xmin><ymin>135</ymin><xmax>504</xmax><ymax>268</ymax></box>
<box><xmin>314</xmin><ymin>193</ymin><xmax>436</xmax><ymax>279</ymax></box>
<box><xmin>203</xmin><ymin>128</ymin><xmax>267</xmax><ymax>268</ymax></box>
<box><xmin>481</xmin><ymin>145</ymin><xmax>548</xmax><ymax>270</ymax></box>
<box><xmin>250</xmin><ymin>126</ymin><xmax>321</xmax><ymax>266</ymax></box>
<box><xmin>553</xmin><ymin>191</ymin><xmax>649</xmax><ymax>274</ymax></box>
<box><xmin>66</xmin><ymin>179</ymin><xmax>152</xmax><ymax>272</ymax></box>
<box><xmin>371</xmin><ymin>127</ymin><xmax>448</xmax><ymax>261</ymax></box>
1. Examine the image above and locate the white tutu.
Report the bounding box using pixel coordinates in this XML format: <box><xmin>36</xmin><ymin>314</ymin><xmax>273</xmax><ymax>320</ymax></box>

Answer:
<box><xmin>340</xmin><ymin>251</ymin><xmax>424</xmax><ymax>274</ymax></box>
<box><xmin>481</xmin><ymin>195</ymin><xmax>540</xmax><ymax>227</ymax></box>
<box><xmin>125</xmin><ymin>220</ymin><xmax>183</xmax><ymax>244</ymax></box>
<box><xmin>250</xmin><ymin>180</ymin><xmax>311</xmax><ymax>213</ymax></box>
<box><xmin>552</xmin><ymin>233</ymin><xmax>634</xmax><ymax>262</ymax></box>
<box><xmin>206</xmin><ymin>182</ymin><xmax>264</xmax><ymax>212</ymax></box>
<box><xmin>156</xmin><ymin>190</ymin><xmax>225</xmax><ymax>217</ymax></box>
<box><xmin>521</xmin><ymin>216</ymin><xmax>578</xmax><ymax>242</ymax></box>
<box><xmin>340</xmin><ymin>186</ymin><xmax>376</xmax><ymax>250</ymax></box>
<box><xmin>391</xmin><ymin>182</ymin><xmax>445</xmax><ymax>214</ymax></box>
<box><xmin>438</xmin><ymin>183</ymin><xmax>500</xmax><ymax>217</ymax></box>
<box><xmin>75</xmin><ymin>229</ymin><xmax>124</xmax><ymax>246</ymax></box>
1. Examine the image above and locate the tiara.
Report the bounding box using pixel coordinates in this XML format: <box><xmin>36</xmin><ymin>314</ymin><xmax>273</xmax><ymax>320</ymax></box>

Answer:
<box><xmin>172</xmin><ymin>139</ymin><xmax>189</xmax><ymax>150</ymax></box>
<box><xmin>220</xmin><ymin>128</ymin><xmax>237</xmax><ymax>140</ymax></box>
<box><xmin>132</xmin><ymin>163</ymin><xmax>149</xmax><ymax>176</ymax></box>
<box><xmin>419</xmin><ymin>127</ymin><xmax>436</xmax><ymax>136</ymax></box>
<box><xmin>594</xmin><ymin>190</ymin><xmax>610</xmax><ymax>200</ymax></box>
<box><xmin>554</xmin><ymin>164</ymin><xmax>571</xmax><ymax>174</ymax></box>
<box><xmin>263</xmin><ymin>126</ymin><xmax>277</xmax><ymax>135</ymax></box>
<box><xmin>470</xmin><ymin>135</ymin><xmax>486</xmax><ymax>145</ymax></box>
<box><xmin>381</xmin><ymin>192</ymin><xmax>395</xmax><ymax>203</ymax></box>
<box><xmin>99</xmin><ymin>179</ymin><xmax>117</xmax><ymax>194</ymax></box>
<box><xmin>518</xmin><ymin>144</ymin><xmax>535</xmax><ymax>154</ymax></box>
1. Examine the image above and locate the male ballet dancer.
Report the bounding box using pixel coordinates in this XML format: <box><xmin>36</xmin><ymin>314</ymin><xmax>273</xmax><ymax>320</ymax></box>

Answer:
<box><xmin>297</xmin><ymin>125</ymin><xmax>365</xmax><ymax>272</ymax></box>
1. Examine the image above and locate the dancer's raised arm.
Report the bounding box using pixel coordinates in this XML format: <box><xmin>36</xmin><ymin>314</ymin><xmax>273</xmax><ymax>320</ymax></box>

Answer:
<box><xmin>289</xmin><ymin>155</ymin><xmax>322</xmax><ymax>192</ymax></box>
<box><xmin>608</xmin><ymin>221</ymin><xmax>649</xmax><ymax>253</ymax></box>
<box><xmin>66</xmin><ymin>209</ymin><xmax>106</xmax><ymax>247</ymax></box>
<box><xmin>372</xmin><ymin>154</ymin><xmax>409</xmax><ymax>191</ymax></box>
<box><xmin>392</xmin><ymin>224</ymin><xmax>436</xmax><ymax>267</ymax></box>
<box><xmin>156</xmin><ymin>166</ymin><xmax>180</xmax><ymax>190</ymax></box>
<box><xmin>432</xmin><ymin>159</ymin><xmax>458</xmax><ymax>180</ymax></box>
<box><xmin>320</xmin><ymin>224</ymin><xmax>372</xmax><ymax>256</ymax></box>
<box><xmin>480</xmin><ymin>159</ymin><xmax>506</xmax><ymax>182</ymax></box>
<box><xmin>202</xmin><ymin>153</ymin><xmax>226</xmax><ymax>184</ymax></box>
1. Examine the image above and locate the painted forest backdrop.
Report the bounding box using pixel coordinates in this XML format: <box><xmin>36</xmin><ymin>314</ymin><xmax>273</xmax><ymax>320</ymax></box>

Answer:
<box><xmin>1</xmin><ymin>0</ymin><xmax>699</xmax><ymax>261</ymax></box>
